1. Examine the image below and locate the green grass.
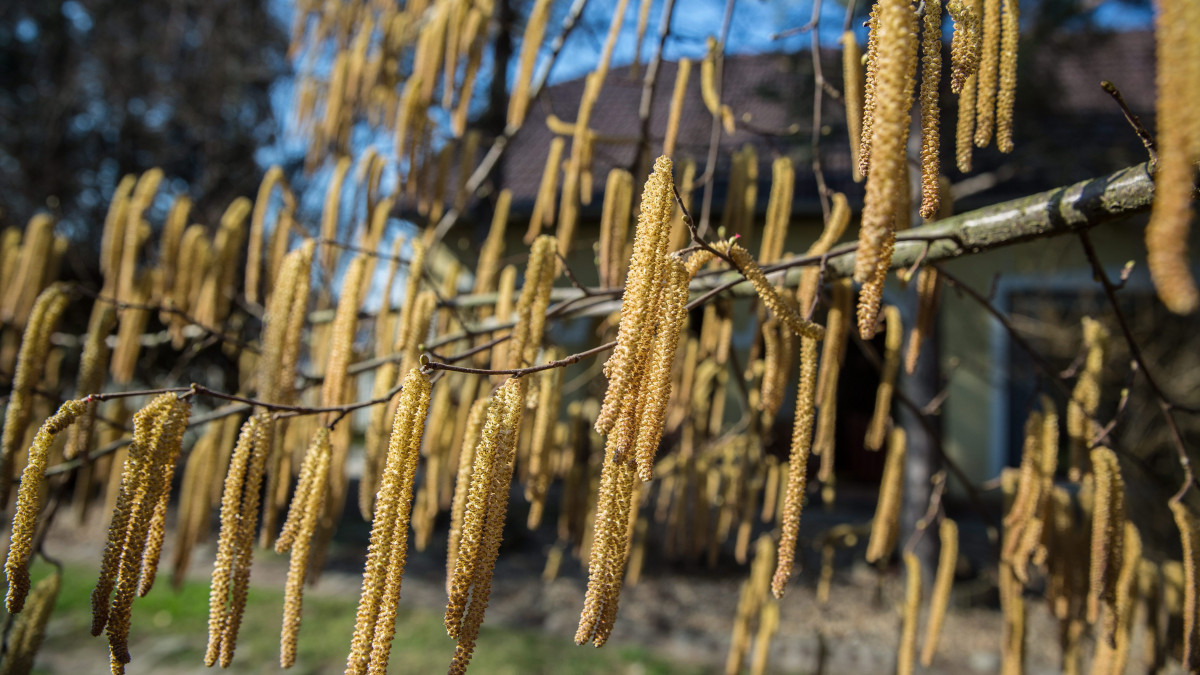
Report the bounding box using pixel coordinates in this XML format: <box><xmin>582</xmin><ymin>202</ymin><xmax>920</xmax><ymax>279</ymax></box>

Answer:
<box><xmin>16</xmin><ymin>562</ymin><xmax>709</xmax><ymax>674</ymax></box>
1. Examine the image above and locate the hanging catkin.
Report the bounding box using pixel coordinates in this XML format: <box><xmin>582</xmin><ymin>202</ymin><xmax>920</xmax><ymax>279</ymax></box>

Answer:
<box><xmin>1145</xmin><ymin>0</ymin><xmax>1200</xmax><ymax>314</ymax></box>
<box><xmin>974</xmin><ymin>0</ymin><xmax>1002</xmax><ymax>147</ymax></box>
<box><xmin>918</xmin><ymin>0</ymin><xmax>943</xmax><ymax>219</ymax></box>
<box><xmin>205</xmin><ymin>412</ymin><xmax>271</xmax><ymax>668</ymax></box>
<box><xmin>345</xmin><ymin>369</ymin><xmax>432</xmax><ymax>675</ymax></box>
<box><xmin>447</xmin><ymin>397</ymin><xmax>491</xmax><ymax>586</ymax></box>
<box><xmin>0</xmin><ymin>283</ymin><xmax>70</xmax><ymax>508</ymax></box>
<box><xmin>1170</xmin><ymin>500</ymin><xmax>1200</xmax><ymax>670</ymax></box>
<box><xmin>947</xmin><ymin>0</ymin><xmax>983</xmax><ymax>93</ymax></box>
<box><xmin>995</xmin><ymin>0</ymin><xmax>1019</xmax><ymax>153</ymax></box>
<box><xmin>1087</xmin><ymin>446</ymin><xmax>1125</xmax><ymax>625</ymax></box>
<box><xmin>859</xmin><ymin>4</ymin><xmax>881</xmax><ymax>178</ymax></box>
<box><xmin>843</xmin><ymin>32</ymin><xmax>865</xmax><ymax>182</ymax></box>
<box><xmin>865</xmin><ymin>305</ymin><xmax>902</xmax><ymax>450</ymax></box>
<box><xmin>525</xmin><ymin>137</ymin><xmax>565</xmax><ymax>244</ymax></box>
<box><xmin>663</xmin><ymin>59</ymin><xmax>692</xmax><ymax>158</ymax></box>
<box><xmin>1067</xmin><ymin>317</ymin><xmax>1107</xmax><ymax>480</ymax></box>
<box><xmin>277</xmin><ymin>428</ymin><xmax>332</xmax><ymax>669</ymax></box>
<box><xmin>855</xmin><ymin>0</ymin><xmax>917</xmax><ymax>287</ymax></box>
<box><xmin>446</xmin><ymin>378</ymin><xmax>525</xmax><ymax>674</ymax></box>
<box><xmin>597</xmin><ymin>169</ymin><xmax>634</xmax><ymax>289</ymax></box>
<box><xmin>247</xmin><ymin>166</ymin><xmax>287</xmax><ymax>305</ymax></box>
<box><xmin>65</xmin><ymin>303</ymin><xmax>118</xmax><ymax>460</ymax></box>
<box><xmin>727</xmin><ymin>243</ymin><xmax>825</xmax><ymax>340</ymax></box>
<box><xmin>920</xmin><ymin>518</ymin><xmax>958</xmax><ymax>666</ymax></box>
<box><xmin>507</xmin><ymin>0</ymin><xmax>551</xmax><ymax>129</ymax></box>
<box><xmin>526</xmin><ymin>351</ymin><xmax>563</xmax><ymax>528</ymax></box>
<box><xmin>771</xmin><ymin>334</ymin><xmax>819</xmax><ymax>598</ymax></box>
<box><xmin>5</xmin><ymin>399</ymin><xmax>86</xmax><ymax>613</ymax></box>
<box><xmin>866</xmin><ymin>428</ymin><xmax>906</xmax><ymax>562</ymax></box>
<box><xmin>898</xmin><ymin>552</ymin><xmax>922</xmax><ymax>675</ymax></box>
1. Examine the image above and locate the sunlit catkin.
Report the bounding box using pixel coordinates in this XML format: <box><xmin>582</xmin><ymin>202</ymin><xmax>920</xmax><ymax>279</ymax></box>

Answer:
<box><xmin>509</xmin><ymin>234</ymin><xmax>558</xmax><ymax>369</ymax></box>
<box><xmin>920</xmin><ymin>518</ymin><xmax>958</xmax><ymax>666</ymax></box>
<box><xmin>865</xmin><ymin>305</ymin><xmax>902</xmax><ymax>451</ymax></box>
<box><xmin>446</xmin><ymin>378</ymin><xmax>524</xmax><ymax>674</ymax></box>
<box><xmin>995</xmin><ymin>0</ymin><xmax>1019</xmax><ymax>153</ymax></box>
<box><xmin>597</xmin><ymin>169</ymin><xmax>634</xmax><ymax>289</ymax></box>
<box><xmin>859</xmin><ymin>4</ymin><xmax>881</xmax><ymax>178</ymax></box>
<box><xmin>855</xmin><ymin>0</ymin><xmax>917</xmax><ymax>287</ymax></box>
<box><xmin>974</xmin><ymin>0</ymin><xmax>1001</xmax><ymax>147</ymax></box>
<box><xmin>278</xmin><ymin>428</ymin><xmax>331</xmax><ymax>669</ymax></box>
<box><xmin>346</xmin><ymin>368</ymin><xmax>432</xmax><ymax>675</ymax></box>
<box><xmin>206</xmin><ymin>412</ymin><xmax>269</xmax><ymax>667</ymax></box>
<box><xmin>1087</xmin><ymin>446</ymin><xmax>1124</xmax><ymax>624</ymax></box>
<box><xmin>771</xmin><ymin>335</ymin><xmax>819</xmax><ymax>598</ymax></box>
<box><xmin>898</xmin><ymin>552</ymin><xmax>922</xmax><ymax>675</ymax></box>
<box><xmin>1</xmin><ymin>283</ymin><xmax>70</xmax><ymax>508</ymax></box>
<box><xmin>632</xmin><ymin>258</ymin><xmax>690</xmax><ymax>482</ymax></box>
<box><xmin>65</xmin><ymin>303</ymin><xmax>118</xmax><ymax>460</ymax></box>
<box><xmin>727</xmin><ymin>243</ymin><xmax>825</xmax><ymax>341</ymax></box>
<box><xmin>663</xmin><ymin>59</ymin><xmax>692</xmax><ymax>158</ymax></box>
<box><xmin>866</xmin><ymin>428</ymin><xmax>906</xmax><ymax>563</ymax></box>
<box><xmin>448</xmin><ymin>397</ymin><xmax>490</xmax><ymax>586</ymax></box>
<box><xmin>507</xmin><ymin>0</ymin><xmax>551</xmax><ymax>129</ymax></box>
<box><xmin>5</xmin><ymin>399</ymin><xmax>85</xmax><ymax>613</ymax></box>
<box><xmin>947</xmin><ymin>0</ymin><xmax>982</xmax><ymax>93</ymax></box>
<box><xmin>525</xmin><ymin>137</ymin><xmax>565</xmax><ymax>243</ymax></box>
<box><xmin>3</xmin><ymin>571</ymin><xmax>60</xmax><ymax>675</ymax></box>
<box><xmin>247</xmin><ymin>165</ymin><xmax>287</xmax><ymax>306</ymax></box>
<box><xmin>1170</xmin><ymin>500</ymin><xmax>1200</xmax><ymax>670</ymax></box>
<box><xmin>526</xmin><ymin>353</ymin><xmax>563</xmax><ymax>528</ymax></box>
<box><xmin>843</xmin><ymin>32</ymin><xmax>865</xmax><ymax>182</ymax></box>
<box><xmin>1145</xmin><ymin>0</ymin><xmax>1199</xmax><ymax>314</ymax></box>
<box><xmin>918</xmin><ymin>0</ymin><xmax>942</xmax><ymax>219</ymax></box>
<box><xmin>596</xmin><ymin>156</ymin><xmax>674</xmax><ymax>436</ymax></box>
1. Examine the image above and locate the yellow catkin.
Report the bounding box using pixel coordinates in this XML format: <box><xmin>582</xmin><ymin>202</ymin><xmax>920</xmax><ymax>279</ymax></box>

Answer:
<box><xmin>995</xmin><ymin>0</ymin><xmax>1019</xmax><ymax>153</ymax></box>
<box><xmin>172</xmin><ymin>424</ymin><xmax>220</xmax><ymax>587</ymax></box>
<box><xmin>843</xmin><ymin>32</ymin><xmax>865</xmax><ymax>182</ymax></box>
<box><xmin>999</xmin><ymin>560</ymin><xmax>1026</xmax><ymax>675</ymax></box>
<box><xmin>93</xmin><ymin>395</ymin><xmax>189</xmax><ymax>667</ymax></box>
<box><xmin>0</xmin><ymin>283</ymin><xmax>70</xmax><ymax>508</ymax></box>
<box><xmin>508</xmin><ymin>234</ymin><xmax>558</xmax><ymax>369</ymax></box>
<box><xmin>1067</xmin><ymin>317</ymin><xmax>1107</xmax><ymax>480</ymax></box>
<box><xmin>1170</xmin><ymin>500</ymin><xmax>1200</xmax><ymax>670</ymax></box>
<box><xmin>278</xmin><ymin>429</ymin><xmax>331</xmax><ymax>669</ymax></box>
<box><xmin>259</xmin><ymin>241</ymin><xmax>315</xmax><ymax>405</ymax></box>
<box><xmin>662</xmin><ymin>59</ymin><xmax>692</xmax><ymax>158</ymax></box>
<box><xmin>898</xmin><ymin>551</ymin><xmax>922</xmax><ymax>675</ymax></box>
<box><xmin>473</xmin><ymin>190</ymin><xmax>511</xmax><ymax>297</ymax></box>
<box><xmin>956</xmin><ymin>68</ymin><xmax>978</xmax><ymax>173</ymax></box>
<box><xmin>760</xmin><ymin>158</ymin><xmax>795</xmax><ymax>265</ymax></box>
<box><xmin>575</xmin><ymin>444</ymin><xmax>638</xmax><ymax>647</ymax></box>
<box><xmin>320</xmin><ymin>255</ymin><xmax>367</xmax><ymax>415</ymax></box>
<box><xmin>727</xmin><ymin>243</ymin><xmax>825</xmax><ymax>340</ymax></box>
<box><xmin>448</xmin><ymin>397</ymin><xmax>491</xmax><ymax>588</ymax></box>
<box><xmin>1100</xmin><ymin>521</ymin><xmax>1140</xmax><ymax>670</ymax></box>
<box><xmin>525</xmin><ymin>137</ymin><xmax>566</xmax><ymax>244</ymax></box>
<box><xmin>1087</xmin><ymin>446</ymin><xmax>1124</xmax><ymax>624</ymax></box>
<box><xmin>864</xmin><ymin>305</ymin><xmax>902</xmax><ymax>450</ymax></box>
<box><xmin>947</xmin><ymin>0</ymin><xmax>983</xmax><ymax>93</ymax></box>
<box><xmin>859</xmin><ymin>4</ymin><xmax>881</xmax><ymax>178</ymax></box>
<box><xmin>5</xmin><ymin>399</ymin><xmax>86</xmax><ymax>612</ymax></box>
<box><xmin>195</xmin><ymin>197</ymin><xmax>251</xmax><ymax>327</ymax></box>
<box><xmin>632</xmin><ymin>258</ymin><xmax>691</xmax><ymax>482</ymax></box>
<box><xmin>65</xmin><ymin>303</ymin><xmax>118</xmax><ymax>460</ymax></box>
<box><xmin>526</xmin><ymin>352</ymin><xmax>563</xmax><ymax>528</ymax></box>
<box><xmin>115</xmin><ymin>168</ymin><xmax>163</xmax><ymax>306</ymax></box>
<box><xmin>205</xmin><ymin>412</ymin><xmax>269</xmax><ymax>667</ymax></box>
<box><xmin>771</xmin><ymin>336</ymin><xmax>819</xmax><ymax>598</ymax></box>
<box><xmin>3</xmin><ymin>571</ymin><xmax>60</xmax><ymax>675</ymax></box>
<box><xmin>344</xmin><ymin>369</ymin><xmax>432</xmax><ymax>675</ymax></box>
<box><xmin>320</xmin><ymin>156</ymin><xmax>352</xmax><ymax>272</ymax></box>
<box><xmin>815</xmin><ymin>279</ymin><xmax>851</xmax><ymax>461</ymax></box>
<box><xmin>918</xmin><ymin>0</ymin><xmax>942</xmax><ymax>219</ymax></box>
<box><xmin>920</xmin><ymin>518</ymin><xmax>958</xmax><ymax>666</ymax></box>
<box><xmin>1145</xmin><ymin>0</ymin><xmax>1199</xmax><ymax>314</ymax></box>
<box><xmin>507</xmin><ymin>0</ymin><xmax>551</xmax><ymax>129</ymax></box>
<box><xmin>597</xmin><ymin>169</ymin><xmax>634</xmax><ymax>289</ymax></box>
<box><xmin>974</xmin><ymin>0</ymin><xmax>1001</xmax><ymax>147</ymax></box>
<box><xmin>596</xmin><ymin>157</ymin><xmax>674</xmax><ymax>436</ymax></box>
<box><xmin>446</xmin><ymin>378</ymin><xmax>525</xmax><ymax>674</ymax></box>
<box><xmin>905</xmin><ymin>268</ymin><xmax>941</xmax><ymax>374</ymax></box>
<box><xmin>855</xmin><ymin>0</ymin><xmax>917</xmax><ymax>285</ymax></box>
<box><xmin>247</xmin><ymin>166</ymin><xmax>286</xmax><ymax>305</ymax></box>
<box><xmin>866</xmin><ymin>428</ymin><xmax>907</xmax><ymax>562</ymax></box>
